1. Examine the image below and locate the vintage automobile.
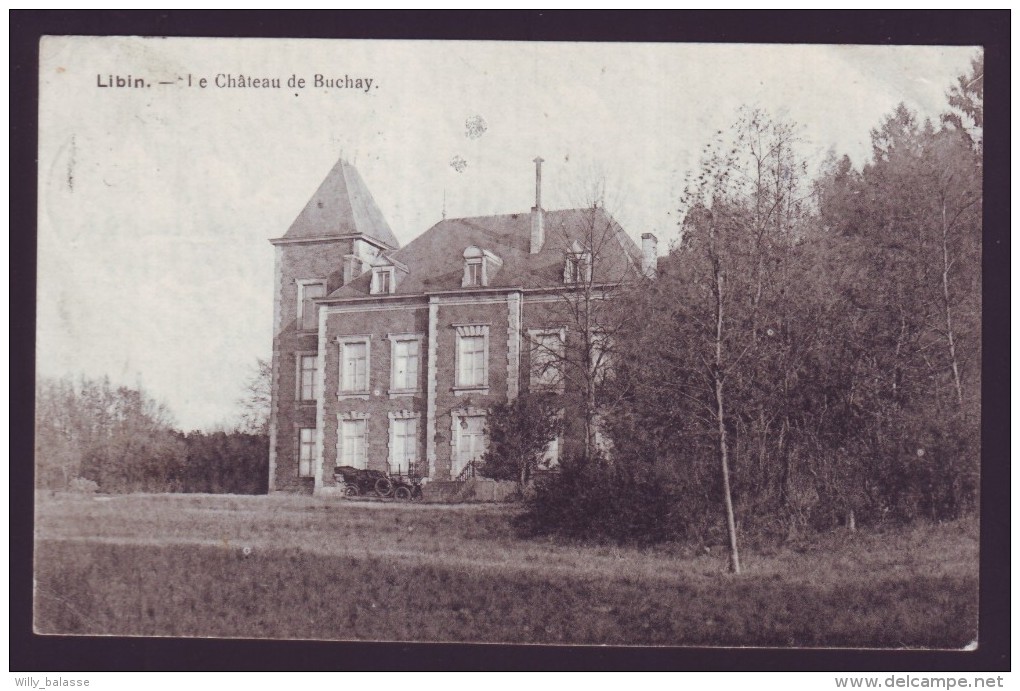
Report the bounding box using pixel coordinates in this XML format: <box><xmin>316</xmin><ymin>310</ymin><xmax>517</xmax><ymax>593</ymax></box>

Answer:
<box><xmin>334</xmin><ymin>465</ymin><xmax>425</xmax><ymax>500</ymax></box>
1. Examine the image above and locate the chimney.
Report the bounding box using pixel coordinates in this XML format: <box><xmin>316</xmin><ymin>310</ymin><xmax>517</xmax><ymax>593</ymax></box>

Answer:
<box><xmin>342</xmin><ymin>254</ymin><xmax>361</xmax><ymax>284</ymax></box>
<box><xmin>641</xmin><ymin>232</ymin><xmax>658</xmax><ymax>278</ymax></box>
<box><xmin>530</xmin><ymin>156</ymin><xmax>545</xmax><ymax>254</ymax></box>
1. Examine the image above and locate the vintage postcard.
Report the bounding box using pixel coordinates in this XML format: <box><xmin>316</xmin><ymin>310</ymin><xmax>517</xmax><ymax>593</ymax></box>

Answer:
<box><xmin>35</xmin><ymin>36</ymin><xmax>983</xmax><ymax>649</ymax></box>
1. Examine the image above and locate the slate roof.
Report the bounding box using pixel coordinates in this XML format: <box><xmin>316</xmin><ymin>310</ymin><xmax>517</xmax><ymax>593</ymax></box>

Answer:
<box><xmin>279</xmin><ymin>158</ymin><xmax>400</xmax><ymax>249</ymax></box>
<box><xmin>328</xmin><ymin>207</ymin><xmax>643</xmax><ymax>298</ymax></box>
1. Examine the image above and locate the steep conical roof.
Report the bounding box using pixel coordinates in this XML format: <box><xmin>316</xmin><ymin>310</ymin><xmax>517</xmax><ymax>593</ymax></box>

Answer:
<box><xmin>279</xmin><ymin>158</ymin><xmax>399</xmax><ymax>249</ymax></box>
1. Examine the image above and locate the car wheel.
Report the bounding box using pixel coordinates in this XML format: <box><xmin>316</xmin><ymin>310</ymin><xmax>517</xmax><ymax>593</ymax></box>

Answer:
<box><xmin>393</xmin><ymin>486</ymin><xmax>412</xmax><ymax>501</ymax></box>
<box><xmin>374</xmin><ymin>477</ymin><xmax>394</xmax><ymax>498</ymax></box>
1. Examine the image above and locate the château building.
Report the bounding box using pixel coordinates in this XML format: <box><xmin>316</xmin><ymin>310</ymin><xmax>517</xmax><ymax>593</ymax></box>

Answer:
<box><xmin>268</xmin><ymin>156</ymin><xmax>656</xmax><ymax>494</ymax></box>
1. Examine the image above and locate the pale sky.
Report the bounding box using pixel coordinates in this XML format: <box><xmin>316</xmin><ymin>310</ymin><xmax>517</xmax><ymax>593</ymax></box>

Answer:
<box><xmin>36</xmin><ymin>38</ymin><xmax>978</xmax><ymax>430</ymax></box>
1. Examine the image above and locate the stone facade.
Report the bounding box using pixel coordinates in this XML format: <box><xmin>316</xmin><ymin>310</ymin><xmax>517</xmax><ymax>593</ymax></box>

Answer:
<box><xmin>268</xmin><ymin>156</ymin><xmax>653</xmax><ymax>495</ymax></box>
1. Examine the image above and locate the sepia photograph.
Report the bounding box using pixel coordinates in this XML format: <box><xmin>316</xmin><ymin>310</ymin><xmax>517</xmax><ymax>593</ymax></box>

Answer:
<box><xmin>29</xmin><ymin>31</ymin><xmax>992</xmax><ymax>656</ymax></box>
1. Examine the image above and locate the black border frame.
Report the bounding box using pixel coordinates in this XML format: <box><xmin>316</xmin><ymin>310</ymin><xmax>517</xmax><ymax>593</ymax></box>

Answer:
<box><xmin>10</xmin><ymin>10</ymin><xmax>1010</xmax><ymax>672</ymax></box>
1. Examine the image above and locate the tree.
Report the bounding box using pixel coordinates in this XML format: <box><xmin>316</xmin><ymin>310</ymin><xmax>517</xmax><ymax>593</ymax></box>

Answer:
<box><xmin>803</xmin><ymin>90</ymin><xmax>981</xmax><ymax>525</ymax></box>
<box><xmin>599</xmin><ymin>109</ymin><xmax>813</xmax><ymax>566</ymax></box>
<box><xmin>237</xmin><ymin>357</ymin><xmax>271</xmax><ymax>435</ymax></box>
<box><xmin>179</xmin><ymin>430</ymin><xmax>269</xmax><ymax>494</ymax></box>
<box><xmin>35</xmin><ymin>377</ymin><xmax>85</xmax><ymax>489</ymax></box>
<box><xmin>36</xmin><ymin>375</ymin><xmax>185</xmax><ymax>492</ymax></box>
<box><xmin>534</xmin><ymin>179</ymin><xmax>647</xmax><ymax>461</ymax></box>
<box><xmin>943</xmin><ymin>53</ymin><xmax>984</xmax><ymax>151</ymax></box>
<box><xmin>479</xmin><ymin>393</ymin><xmax>561</xmax><ymax>493</ymax></box>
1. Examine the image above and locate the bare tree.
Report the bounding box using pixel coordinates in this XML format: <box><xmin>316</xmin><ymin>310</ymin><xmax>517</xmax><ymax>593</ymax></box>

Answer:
<box><xmin>668</xmin><ymin>109</ymin><xmax>811</xmax><ymax>572</ymax></box>
<box><xmin>237</xmin><ymin>358</ymin><xmax>272</xmax><ymax>436</ymax></box>
<box><xmin>529</xmin><ymin>178</ymin><xmax>648</xmax><ymax>461</ymax></box>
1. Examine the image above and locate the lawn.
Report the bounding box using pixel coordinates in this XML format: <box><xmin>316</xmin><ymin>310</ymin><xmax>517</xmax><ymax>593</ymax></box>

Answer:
<box><xmin>33</xmin><ymin>493</ymin><xmax>978</xmax><ymax>647</ymax></box>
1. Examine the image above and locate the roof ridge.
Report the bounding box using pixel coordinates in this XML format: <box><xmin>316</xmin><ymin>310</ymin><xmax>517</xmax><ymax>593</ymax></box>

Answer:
<box><xmin>441</xmin><ymin>206</ymin><xmax>610</xmax><ymax>223</ymax></box>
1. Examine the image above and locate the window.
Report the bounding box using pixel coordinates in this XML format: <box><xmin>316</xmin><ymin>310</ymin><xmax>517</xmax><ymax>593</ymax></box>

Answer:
<box><xmin>297</xmin><ymin>280</ymin><xmax>326</xmax><ymax>331</ymax></box>
<box><xmin>371</xmin><ymin>268</ymin><xmax>393</xmax><ymax>295</ymax></box>
<box><xmin>565</xmin><ymin>255</ymin><xmax>582</xmax><ymax>283</ymax></box>
<box><xmin>339</xmin><ymin>338</ymin><xmax>370</xmax><ymax>396</ymax></box>
<box><xmin>340</xmin><ymin>419</ymin><xmax>368</xmax><ymax>468</ymax></box>
<box><xmin>298</xmin><ymin>427</ymin><xmax>317</xmax><ymax>477</ymax></box>
<box><xmin>461</xmin><ymin>246</ymin><xmax>502</xmax><ymax>288</ymax></box>
<box><xmin>389</xmin><ymin>415</ymin><xmax>418</xmax><ymax>475</ymax></box>
<box><xmin>529</xmin><ymin>329</ymin><xmax>565</xmax><ymax>389</ymax></box>
<box><xmin>541</xmin><ymin>436</ymin><xmax>560</xmax><ymax>468</ymax></box>
<box><xmin>563</xmin><ymin>243</ymin><xmax>592</xmax><ymax>285</ymax></box>
<box><xmin>459</xmin><ymin>336</ymin><xmax>486</xmax><ymax>386</ymax></box>
<box><xmin>590</xmin><ymin>331</ymin><xmax>613</xmax><ymax>380</ymax></box>
<box><xmin>453</xmin><ymin>324</ymin><xmax>489</xmax><ymax>392</ymax></box>
<box><xmin>297</xmin><ymin>354</ymin><xmax>318</xmax><ymax>401</ymax></box>
<box><xmin>389</xmin><ymin>336</ymin><xmax>421</xmax><ymax>393</ymax></box>
<box><xmin>451</xmin><ymin>413</ymin><xmax>486</xmax><ymax>478</ymax></box>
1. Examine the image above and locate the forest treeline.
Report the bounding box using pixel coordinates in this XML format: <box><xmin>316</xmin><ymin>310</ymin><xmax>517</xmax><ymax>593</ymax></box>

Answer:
<box><xmin>35</xmin><ymin>374</ymin><xmax>268</xmax><ymax>495</ymax></box>
<box><xmin>519</xmin><ymin>56</ymin><xmax>983</xmax><ymax>552</ymax></box>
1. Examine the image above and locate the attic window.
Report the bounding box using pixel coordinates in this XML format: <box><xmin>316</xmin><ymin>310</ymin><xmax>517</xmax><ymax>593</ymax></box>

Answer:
<box><xmin>462</xmin><ymin>246</ymin><xmax>503</xmax><ymax>289</ymax></box>
<box><xmin>564</xmin><ymin>243</ymin><xmax>592</xmax><ymax>285</ymax></box>
<box><xmin>371</xmin><ymin>267</ymin><xmax>395</xmax><ymax>295</ymax></box>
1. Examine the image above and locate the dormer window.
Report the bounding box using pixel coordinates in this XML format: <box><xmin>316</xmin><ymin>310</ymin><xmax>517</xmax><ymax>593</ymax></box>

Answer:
<box><xmin>462</xmin><ymin>246</ymin><xmax>503</xmax><ymax>288</ymax></box>
<box><xmin>565</xmin><ymin>255</ymin><xmax>583</xmax><ymax>283</ymax></box>
<box><xmin>564</xmin><ymin>241</ymin><xmax>592</xmax><ymax>284</ymax></box>
<box><xmin>367</xmin><ymin>253</ymin><xmax>407</xmax><ymax>295</ymax></box>
<box><xmin>372</xmin><ymin>267</ymin><xmax>394</xmax><ymax>295</ymax></box>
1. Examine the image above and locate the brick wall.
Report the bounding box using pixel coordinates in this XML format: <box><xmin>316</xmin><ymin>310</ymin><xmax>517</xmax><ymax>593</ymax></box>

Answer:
<box><xmin>432</xmin><ymin>298</ymin><xmax>511</xmax><ymax>479</ymax></box>
<box><xmin>272</xmin><ymin>245</ymin><xmax>606</xmax><ymax>492</ymax></box>
<box><xmin>320</xmin><ymin>302</ymin><xmax>429</xmax><ymax>485</ymax></box>
<box><xmin>270</xmin><ymin>238</ymin><xmax>353</xmax><ymax>494</ymax></box>
<box><xmin>521</xmin><ymin>295</ymin><xmax>587</xmax><ymax>459</ymax></box>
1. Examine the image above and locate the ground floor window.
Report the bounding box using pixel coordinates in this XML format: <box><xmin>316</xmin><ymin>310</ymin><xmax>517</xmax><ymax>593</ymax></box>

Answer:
<box><xmin>542</xmin><ymin>435</ymin><xmax>560</xmax><ymax>468</ymax></box>
<box><xmin>298</xmin><ymin>427</ymin><xmax>317</xmax><ymax>477</ymax></box>
<box><xmin>340</xmin><ymin>419</ymin><xmax>368</xmax><ymax>468</ymax></box>
<box><xmin>390</xmin><ymin>416</ymin><xmax>418</xmax><ymax>475</ymax></box>
<box><xmin>452</xmin><ymin>413</ymin><xmax>486</xmax><ymax>478</ymax></box>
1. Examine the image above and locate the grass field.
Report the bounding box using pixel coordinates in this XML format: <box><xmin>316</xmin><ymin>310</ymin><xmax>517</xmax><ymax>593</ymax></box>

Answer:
<box><xmin>34</xmin><ymin>493</ymin><xmax>978</xmax><ymax>646</ymax></box>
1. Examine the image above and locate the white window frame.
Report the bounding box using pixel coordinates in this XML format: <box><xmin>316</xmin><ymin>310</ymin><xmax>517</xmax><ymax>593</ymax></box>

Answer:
<box><xmin>388</xmin><ymin>411</ymin><xmax>420</xmax><ymax>476</ymax></box>
<box><xmin>465</xmin><ymin>260</ymin><xmax>483</xmax><ymax>287</ymax></box>
<box><xmin>528</xmin><ymin>327</ymin><xmax>566</xmax><ymax>391</ymax></box>
<box><xmin>564</xmin><ymin>249</ymin><xmax>592</xmax><ymax>285</ymax></box>
<box><xmin>450</xmin><ymin>407</ymin><xmax>487</xmax><ymax>478</ymax></box>
<box><xmin>337</xmin><ymin>412</ymin><xmax>370</xmax><ymax>469</ymax></box>
<box><xmin>541</xmin><ymin>435</ymin><xmax>560</xmax><ymax>468</ymax></box>
<box><xmin>295</xmin><ymin>352</ymin><xmax>318</xmax><ymax>402</ymax></box>
<box><xmin>461</xmin><ymin>246</ymin><xmax>502</xmax><ymax>288</ymax></box>
<box><xmin>371</xmin><ymin>267</ymin><xmax>395</xmax><ymax>295</ymax></box>
<box><xmin>296</xmin><ymin>279</ymin><xmax>327</xmax><ymax>332</ymax></box>
<box><xmin>387</xmin><ymin>333</ymin><xmax>423</xmax><ymax>397</ymax></box>
<box><xmin>297</xmin><ymin>426</ymin><xmax>317</xmax><ymax>477</ymax></box>
<box><xmin>337</xmin><ymin>335</ymin><xmax>371</xmax><ymax>400</ymax></box>
<box><xmin>453</xmin><ymin>324</ymin><xmax>490</xmax><ymax>394</ymax></box>
<box><xmin>590</xmin><ymin>330</ymin><xmax>613</xmax><ymax>381</ymax></box>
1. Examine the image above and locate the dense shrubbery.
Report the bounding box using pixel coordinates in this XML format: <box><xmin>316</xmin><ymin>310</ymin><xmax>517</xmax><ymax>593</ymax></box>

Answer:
<box><xmin>517</xmin><ymin>454</ymin><xmax>684</xmax><ymax>545</ymax></box>
<box><xmin>178</xmin><ymin>431</ymin><xmax>269</xmax><ymax>495</ymax></box>
<box><xmin>478</xmin><ymin>394</ymin><xmax>562</xmax><ymax>492</ymax></box>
